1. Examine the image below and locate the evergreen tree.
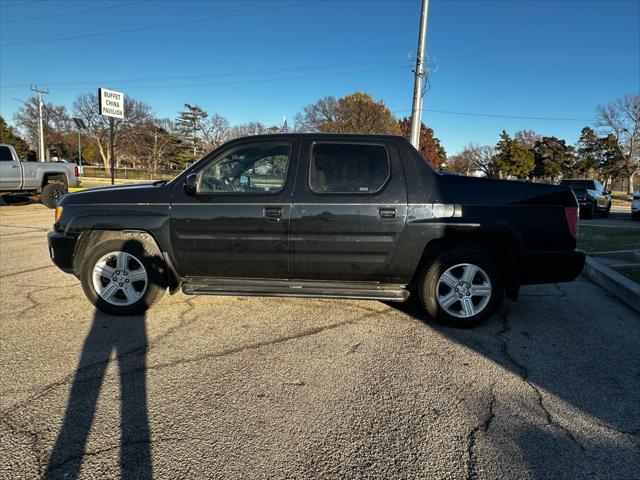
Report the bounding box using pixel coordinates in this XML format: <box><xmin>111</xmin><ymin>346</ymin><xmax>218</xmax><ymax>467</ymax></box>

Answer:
<box><xmin>532</xmin><ymin>136</ymin><xmax>575</xmax><ymax>180</ymax></box>
<box><xmin>176</xmin><ymin>104</ymin><xmax>208</xmax><ymax>157</ymax></box>
<box><xmin>575</xmin><ymin>127</ymin><xmax>623</xmax><ymax>182</ymax></box>
<box><xmin>493</xmin><ymin>131</ymin><xmax>535</xmax><ymax>179</ymax></box>
<box><xmin>0</xmin><ymin>115</ymin><xmax>32</xmax><ymax>159</ymax></box>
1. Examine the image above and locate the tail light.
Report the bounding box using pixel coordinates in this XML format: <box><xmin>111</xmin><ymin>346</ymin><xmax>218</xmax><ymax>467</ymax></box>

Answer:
<box><xmin>565</xmin><ymin>207</ymin><xmax>579</xmax><ymax>239</ymax></box>
<box><xmin>74</xmin><ymin>166</ymin><xmax>79</xmax><ymax>177</ymax></box>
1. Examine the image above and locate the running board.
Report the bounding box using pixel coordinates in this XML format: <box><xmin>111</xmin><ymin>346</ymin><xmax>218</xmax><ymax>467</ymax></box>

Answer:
<box><xmin>181</xmin><ymin>277</ymin><xmax>410</xmax><ymax>302</ymax></box>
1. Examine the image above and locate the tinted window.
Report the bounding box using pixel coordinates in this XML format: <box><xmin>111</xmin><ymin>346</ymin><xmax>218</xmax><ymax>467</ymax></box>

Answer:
<box><xmin>559</xmin><ymin>180</ymin><xmax>596</xmax><ymax>190</ymax></box>
<box><xmin>198</xmin><ymin>143</ymin><xmax>290</xmax><ymax>194</ymax></box>
<box><xmin>0</xmin><ymin>146</ymin><xmax>14</xmax><ymax>161</ymax></box>
<box><xmin>309</xmin><ymin>143</ymin><xmax>389</xmax><ymax>194</ymax></box>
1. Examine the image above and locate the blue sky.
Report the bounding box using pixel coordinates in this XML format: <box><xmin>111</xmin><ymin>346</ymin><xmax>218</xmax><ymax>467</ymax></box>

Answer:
<box><xmin>1</xmin><ymin>0</ymin><xmax>638</xmax><ymax>154</ymax></box>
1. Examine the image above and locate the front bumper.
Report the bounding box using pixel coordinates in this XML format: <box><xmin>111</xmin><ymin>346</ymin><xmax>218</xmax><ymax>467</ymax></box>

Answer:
<box><xmin>47</xmin><ymin>231</ymin><xmax>76</xmax><ymax>273</ymax></box>
<box><xmin>517</xmin><ymin>249</ymin><xmax>586</xmax><ymax>285</ymax></box>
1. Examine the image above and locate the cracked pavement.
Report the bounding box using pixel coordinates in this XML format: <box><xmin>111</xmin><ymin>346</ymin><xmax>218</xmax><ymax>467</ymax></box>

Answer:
<box><xmin>1</xmin><ymin>203</ymin><xmax>639</xmax><ymax>479</ymax></box>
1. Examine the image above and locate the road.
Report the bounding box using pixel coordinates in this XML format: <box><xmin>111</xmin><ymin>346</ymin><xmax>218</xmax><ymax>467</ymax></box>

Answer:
<box><xmin>1</xmin><ymin>204</ymin><xmax>639</xmax><ymax>479</ymax></box>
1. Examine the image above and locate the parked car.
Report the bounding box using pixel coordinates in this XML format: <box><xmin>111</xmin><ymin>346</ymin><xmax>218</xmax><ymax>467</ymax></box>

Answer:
<box><xmin>0</xmin><ymin>144</ymin><xmax>80</xmax><ymax>208</ymax></box>
<box><xmin>48</xmin><ymin>134</ymin><xmax>585</xmax><ymax>327</ymax></box>
<box><xmin>632</xmin><ymin>189</ymin><xmax>640</xmax><ymax>220</ymax></box>
<box><xmin>558</xmin><ymin>179</ymin><xmax>611</xmax><ymax>219</ymax></box>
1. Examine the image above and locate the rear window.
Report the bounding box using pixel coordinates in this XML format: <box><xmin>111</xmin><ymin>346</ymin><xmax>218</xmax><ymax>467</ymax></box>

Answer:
<box><xmin>559</xmin><ymin>180</ymin><xmax>595</xmax><ymax>190</ymax></box>
<box><xmin>309</xmin><ymin>143</ymin><xmax>389</xmax><ymax>194</ymax></box>
<box><xmin>0</xmin><ymin>146</ymin><xmax>14</xmax><ymax>161</ymax></box>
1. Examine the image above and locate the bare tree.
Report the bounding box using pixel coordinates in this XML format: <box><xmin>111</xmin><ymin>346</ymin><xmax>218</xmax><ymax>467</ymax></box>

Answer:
<box><xmin>226</xmin><ymin>122</ymin><xmax>270</xmax><ymax>140</ymax></box>
<box><xmin>294</xmin><ymin>92</ymin><xmax>400</xmax><ymax>135</ymax></box>
<box><xmin>14</xmin><ymin>96</ymin><xmax>73</xmax><ymax>159</ymax></box>
<box><xmin>294</xmin><ymin>96</ymin><xmax>339</xmax><ymax>132</ymax></box>
<box><xmin>200</xmin><ymin>113</ymin><xmax>229</xmax><ymax>151</ymax></box>
<box><xmin>73</xmin><ymin>92</ymin><xmax>153</xmax><ymax>168</ymax></box>
<box><xmin>453</xmin><ymin>144</ymin><xmax>499</xmax><ymax>178</ymax></box>
<box><xmin>596</xmin><ymin>94</ymin><xmax>640</xmax><ymax>193</ymax></box>
<box><xmin>515</xmin><ymin>130</ymin><xmax>542</xmax><ymax>150</ymax></box>
<box><xmin>446</xmin><ymin>153</ymin><xmax>473</xmax><ymax>175</ymax></box>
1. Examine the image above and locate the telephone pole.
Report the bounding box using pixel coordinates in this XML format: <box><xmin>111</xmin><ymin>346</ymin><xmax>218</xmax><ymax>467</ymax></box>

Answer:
<box><xmin>30</xmin><ymin>85</ymin><xmax>48</xmax><ymax>162</ymax></box>
<box><xmin>409</xmin><ymin>0</ymin><xmax>429</xmax><ymax>149</ymax></box>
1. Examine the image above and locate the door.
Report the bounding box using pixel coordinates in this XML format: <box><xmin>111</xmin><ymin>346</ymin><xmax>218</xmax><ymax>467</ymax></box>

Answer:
<box><xmin>289</xmin><ymin>139</ymin><xmax>407</xmax><ymax>282</ymax></box>
<box><xmin>0</xmin><ymin>145</ymin><xmax>22</xmax><ymax>189</ymax></box>
<box><xmin>170</xmin><ymin>139</ymin><xmax>298</xmax><ymax>279</ymax></box>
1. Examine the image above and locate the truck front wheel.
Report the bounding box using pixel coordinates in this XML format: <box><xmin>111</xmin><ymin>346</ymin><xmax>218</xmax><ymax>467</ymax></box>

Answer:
<box><xmin>41</xmin><ymin>183</ymin><xmax>66</xmax><ymax>208</ymax></box>
<box><xmin>419</xmin><ymin>248</ymin><xmax>503</xmax><ymax>327</ymax></box>
<box><xmin>80</xmin><ymin>237</ymin><xmax>166</xmax><ymax>315</ymax></box>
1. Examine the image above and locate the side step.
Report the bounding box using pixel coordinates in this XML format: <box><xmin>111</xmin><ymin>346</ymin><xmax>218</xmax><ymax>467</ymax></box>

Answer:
<box><xmin>182</xmin><ymin>277</ymin><xmax>410</xmax><ymax>302</ymax></box>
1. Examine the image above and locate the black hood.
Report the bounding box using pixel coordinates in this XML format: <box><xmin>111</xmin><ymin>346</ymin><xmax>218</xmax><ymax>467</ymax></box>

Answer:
<box><xmin>60</xmin><ymin>182</ymin><xmax>172</xmax><ymax>206</ymax></box>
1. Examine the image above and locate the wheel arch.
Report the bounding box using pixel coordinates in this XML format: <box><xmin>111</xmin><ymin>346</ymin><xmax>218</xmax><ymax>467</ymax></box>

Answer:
<box><xmin>42</xmin><ymin>172</ymin><xmax>68</xmax><ymax>189</ymax></box>
<box><xmin>73</xmin><ymin>229</ymin><xmax>181</xmax><ymax>292</ymax></box>
<box><xmin>409</xmin><ymin>230</ymin><xmax>521</xmax><ymax>300</ymax></box>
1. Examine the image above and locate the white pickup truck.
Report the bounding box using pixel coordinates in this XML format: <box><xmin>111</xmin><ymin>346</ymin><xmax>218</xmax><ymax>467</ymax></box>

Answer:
<box><xmin>0</xmin><ymin>143</ymin><xmax>80</xmax><ymax>208</ymax></box>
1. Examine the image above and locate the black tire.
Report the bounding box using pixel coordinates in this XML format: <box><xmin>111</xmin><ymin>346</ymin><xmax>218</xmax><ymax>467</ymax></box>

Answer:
<box><xmin>41</xmin><ymin>183</ymin><xmax>66</xmax><ymax>208</ymax></box>
<box><xmin>601</xmin><ymin>204</ymin><xmax>611</xmax><ymax>218</ymax></box>
<box><xmin>418</xmin><ymin>248</ymin><xmax>503</xmax><ymax>327</ymax></box>
<box><xmin>582</xmin><ymin>202</ymin><xmax>595</xmax><ymax>219</ymax></box>
<box><xmin>632</xmin><ymin>212</ymin><xmax>640</xmax><ymax>221</ymax></box>
<box><xmin>80</xmin><ymin>236</ymin><xmax>166</xmax><ymax>315</ymax></box>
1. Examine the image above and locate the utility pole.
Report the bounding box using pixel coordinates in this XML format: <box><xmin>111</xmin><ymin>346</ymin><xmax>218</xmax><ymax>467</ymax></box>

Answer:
<box><xmin>409</xmin><ymin>0</ymin><xmax>429</xmax><ymax>149</ymax></box>
<box><xmin>31</xmin><ymin>85</ymin><xmax>48</xmax><ymax>162</ymax></box>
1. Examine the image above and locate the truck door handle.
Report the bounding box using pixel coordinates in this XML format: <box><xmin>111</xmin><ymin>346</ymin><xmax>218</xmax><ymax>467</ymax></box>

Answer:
<box><xmin>264</xmin><ymin>206</ymin><xmax>283</xmax><ymax>220</ymax></box>
<box><xmin>378</xmin><ymin>208</ymin><xmax>396</xmax><ymax>219</ymax></box>
<box><xmin>10</xmin><ymin>165</ymin><xmax>19</xmax><ymax>168</ymax></box>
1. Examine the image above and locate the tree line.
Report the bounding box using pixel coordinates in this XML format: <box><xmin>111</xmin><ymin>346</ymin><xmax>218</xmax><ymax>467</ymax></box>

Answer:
<box><xmin>2</xmin><ymin>90</ymin><xmax>637</xmax><ymax>192</ymax></box>
<box><xmin>3</xmin><ymin>91</ymin><xmax>447</xmax><ymax>173</ymax></box>
<box><xmin>447</xmin><ymin>94</ymin><xmax>639</xmax><ymax>193</ymax></box>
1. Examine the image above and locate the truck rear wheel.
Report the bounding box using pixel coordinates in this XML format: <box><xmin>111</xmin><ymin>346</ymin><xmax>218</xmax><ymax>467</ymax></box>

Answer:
<box><xmin>419</xmin><ymin>248</ymin><xmax>503</xmax><ymax>327</ymax></box>
<box><xmin>41</xmin><ymin>183</ymin><xmax>66</xmax><ymax>208</ymax></box>
<box><xmin>80</xmin><ymin>236</ymin><xmax>166</xmax><ymax>315</ymax></box>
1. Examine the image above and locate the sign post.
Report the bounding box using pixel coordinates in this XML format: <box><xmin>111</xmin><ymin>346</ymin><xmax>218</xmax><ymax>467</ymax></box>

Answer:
<box><xmin>98</xmin><ymin>88</ymin><xmax>124</xmax><ymax>185</ymax></box>
<box><xmin>72</xmin><ymin>117</ymin><xmax>87</xmax><ymax>172</ymax></box>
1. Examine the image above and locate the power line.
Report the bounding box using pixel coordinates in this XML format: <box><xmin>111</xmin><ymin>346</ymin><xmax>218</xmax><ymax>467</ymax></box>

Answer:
<box><xmin>0</xmin><ymin>58</ymin><xmax>409</xmax><ymax>90</ymax></box>
<box><xmin>0</xmin><ymin>1</ymin><xmax>312</xmax><ymax>47</ymax></box>
<box><xmin>0</xmin><ymin>1</ymin><xmax>41</xmax><ymax>9</ymax></box>
<box><xmin>78</xmin><ymin>64</ymin><xmax>408</xmax><ymax>91</ymax></box>
<box><xmin>0</xmin><ymin>0</ymin><xmax>150</xmax><ymax>25</ymax></box>
<box><xmin>394</xmin><ymin>108</ymin><xmax>594</xmax><ymax>122</ymax></box>
<box><xmin>0</xmin><ymin>64</ymin><xmax>409</xmax><ymax>93</ymax></box>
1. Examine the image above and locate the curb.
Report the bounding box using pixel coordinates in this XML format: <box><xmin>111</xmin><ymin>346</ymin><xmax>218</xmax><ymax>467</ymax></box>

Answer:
<box><xmin>584</xmin><ymin>256</ymin><xmax>640</xmax><ymax>314</ymax></box>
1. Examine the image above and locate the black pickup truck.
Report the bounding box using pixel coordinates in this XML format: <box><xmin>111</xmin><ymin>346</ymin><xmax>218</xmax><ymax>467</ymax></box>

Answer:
<box><xmin>48</xmin><ymin>134</ymin><xmax>585</xmax><ymax>326</ymax></box>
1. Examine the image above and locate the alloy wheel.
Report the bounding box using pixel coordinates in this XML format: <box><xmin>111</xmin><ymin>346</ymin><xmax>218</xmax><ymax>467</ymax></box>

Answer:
<box><xmin>92</xmin><ymin>251</ymin><xmax>148</xmax><ymax>306</ymax></box>
<box><xmin>436</xmin><ymin>263</ymin><xmax>492</xmax><ymax>318</ymax></box>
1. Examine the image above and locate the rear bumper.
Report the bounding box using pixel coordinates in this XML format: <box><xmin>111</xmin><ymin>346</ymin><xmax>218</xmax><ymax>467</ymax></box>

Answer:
<box><xmin>47</xmin><ymin>231</ymin><xmax>76</xmax><ymax>273</ymax></box>
<box><xmin>517</xmin><ymin>249</ymin><xmax>586</xmax><ymax>285</ymax></box>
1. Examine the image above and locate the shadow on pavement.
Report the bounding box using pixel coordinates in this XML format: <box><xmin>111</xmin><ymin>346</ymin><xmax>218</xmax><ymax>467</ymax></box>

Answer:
<box><xmin>393</xmin><ymin>292</ymin><xmax>640</xmax><ymax>433</ymax></box>
<box><xmin>43</xmin><ymin>311</ymin><xmax>152</xmax><ymax>480</ymax></box>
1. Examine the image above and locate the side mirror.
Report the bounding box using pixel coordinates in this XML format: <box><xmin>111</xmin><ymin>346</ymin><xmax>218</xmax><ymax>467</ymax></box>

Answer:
<box><xmin>184</xmin><ymin>173</ymin><xmax>198</xmax><ymax>196</ymax></box>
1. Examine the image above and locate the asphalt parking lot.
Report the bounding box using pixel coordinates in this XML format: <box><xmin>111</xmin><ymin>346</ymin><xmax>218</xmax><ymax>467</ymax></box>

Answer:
<box><xmin>580</xmin><ymin>206</ymin><xmax>639</xmax><ymax>229</ymax></box>
<box><xmin>1</xmin><ymin>203</ymin><xmax>639</xmax><ymax>479</ymax></box>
